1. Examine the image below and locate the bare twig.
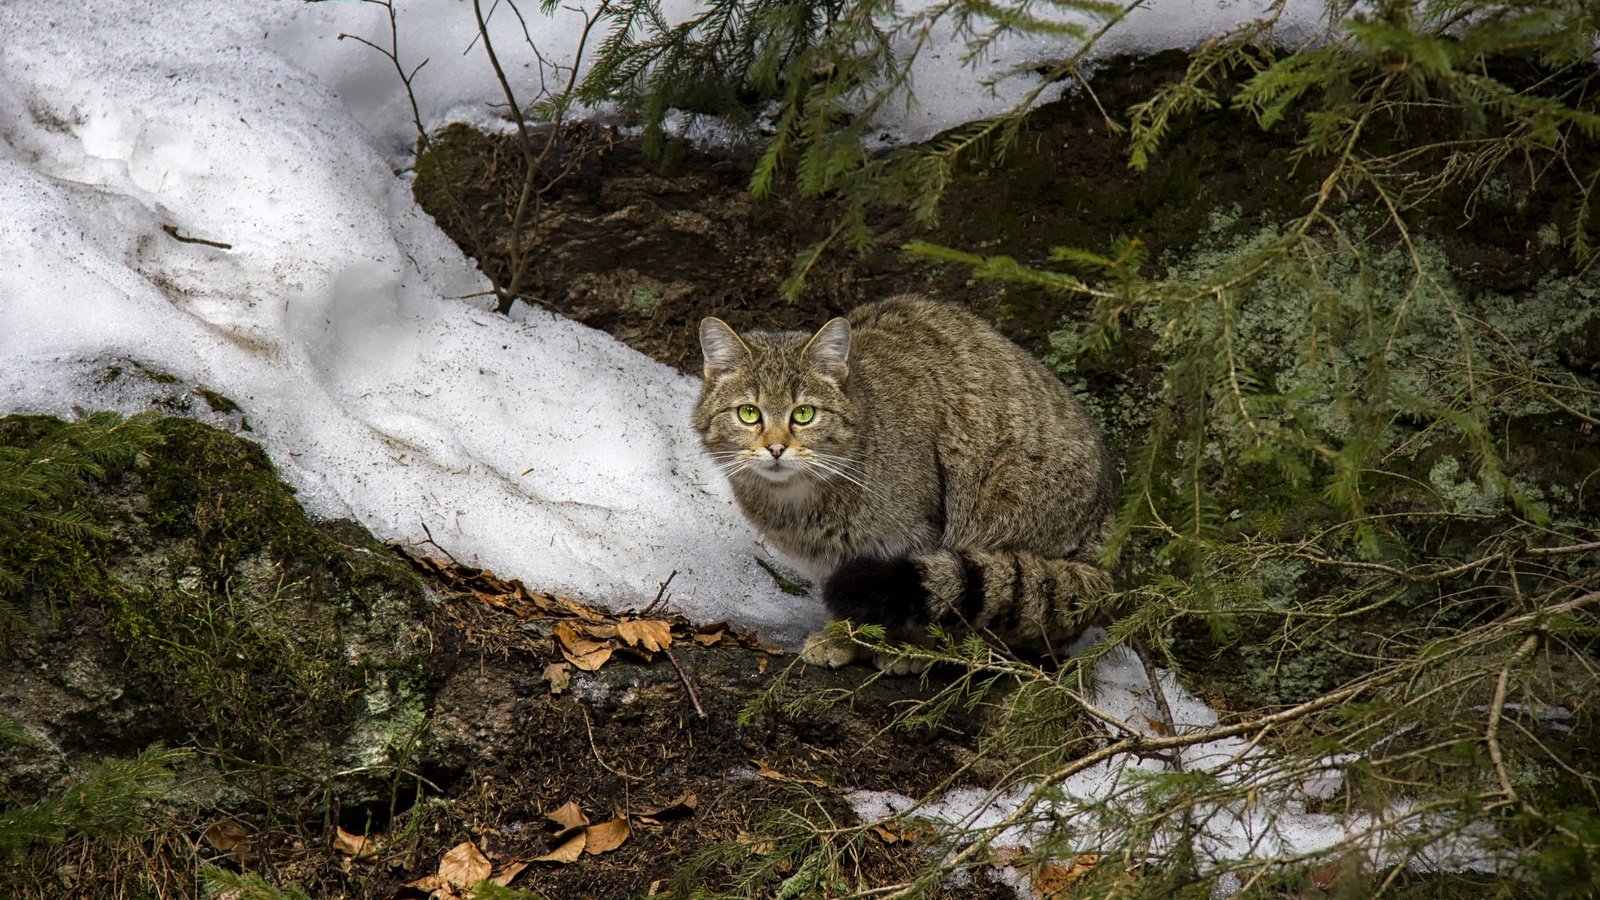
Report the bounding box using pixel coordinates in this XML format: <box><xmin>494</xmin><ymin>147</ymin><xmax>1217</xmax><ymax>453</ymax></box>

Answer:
<box><xmin>1525</xmin><ymin>539</ymin><xmax>1600</xmax><ymax>557</ymax></box>
<box><xmin>641</xmin><ymin>569</ymin><xmax>676</xmax><ymax>616</ymax></box>
<box><xmin>664</xmin><ymin>648</ymin><xmax>707</xmax><ymax>719</ymax></box>
<box><xmin>471</xmin><ymin>0</ymin><xmax>611</xmax><ymax>312</ymax></box>
<box><xmin>1131</xmin><ymin>638</ymin><xmax>1184</xmax><ymax>770</ymax></box>
<box><xmin>582</xmin><ymin>708</ymin><xmax>642</xmax><ymax>781</ymax></box>
<box><xmin>161</xmin><ymin>225</ymin><xmax>232</xmax><ymax>250</ymax></box>
<box><xmin>1485</xmin><ymin>634</ymin><xmax>1539</xmax><ymax>803</ymax></box>
<box><xmin>417</xmin><ymin>520</ymin><xmax>459</xmax><ymax>564</ymax></box>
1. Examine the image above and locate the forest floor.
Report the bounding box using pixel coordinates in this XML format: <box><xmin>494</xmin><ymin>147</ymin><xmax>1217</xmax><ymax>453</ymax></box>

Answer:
<box><xmin>324</xmin><ymin>555</ymin><xmax>1019</xmax><ymax>900</ymax></box>
<box><xmin>7</xmin><ymin>51</ymin><xmax>1591</xmax><ymax>899</ymax></box>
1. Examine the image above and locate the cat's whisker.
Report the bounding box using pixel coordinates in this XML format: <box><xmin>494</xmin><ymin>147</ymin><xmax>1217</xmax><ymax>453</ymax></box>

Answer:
<box><xmin>810</xmin><ymin>455</ymin><xmax>870</xmax><ymax>484</ymax></box>
<box><xmin>802</xmin><ymin>464</ymin><xmax>851</xmax><ymax>490</ymax></box>
<box><xmin>805</xmin><ymin>456</ymin><xmax>870</xmax><ymax>491</ymax></box>
<box><xmin>812</xmin><ymin>452</ymin><xmax>868</xmax><ymax>474</ymax></box>
<box><xmin>806</xmin><ymin>455</ymin><xmax>859</xmax><ymax>479</ymax></box>
<box><xmin>712</xmin><ymin>459</ymin><xmax>751</xmax><ymax>476</ymax></box>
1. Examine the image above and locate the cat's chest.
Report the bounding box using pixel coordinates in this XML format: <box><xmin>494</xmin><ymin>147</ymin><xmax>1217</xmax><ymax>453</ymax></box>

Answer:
<box><xmin>734</xmin><ymin>486</ymin><xmax>935</xmax><ymax>571</ymax></box>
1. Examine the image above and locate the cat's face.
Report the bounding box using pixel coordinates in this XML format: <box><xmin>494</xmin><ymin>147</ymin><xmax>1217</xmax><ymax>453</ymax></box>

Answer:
<box><xmin>694</xmin><ymin>317</ymin><xmax>859</xmax><ymax>490</ymax></box>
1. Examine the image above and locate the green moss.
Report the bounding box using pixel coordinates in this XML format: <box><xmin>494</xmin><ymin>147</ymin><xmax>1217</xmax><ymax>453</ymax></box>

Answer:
<box><xmin>1</xmin><ymin>414</ymin><xmax>434</xmax><ymax>781</ymax></box>
<box><xmin>413</xmin><ymin>123</ymin><xmax>497</xmax><ymax>219</ymax></box>
<box><xmin>630</xmin><ymin>282</ymin><xmax>662</xmax><ymax>312</ymax></box>
<box><xmin>195</xmin><ymin>388</ymin><xmax>239</xmax><ymax>414</ymax></box>
<box><xmin>129</xmin><ymin>360</ymin><xmax>181</xmax><ymax>385</ymax></box>
<box><xmin>0</xmin><ymin>412</ymin><xmax>161</xmax><ymax>616</ymax></box>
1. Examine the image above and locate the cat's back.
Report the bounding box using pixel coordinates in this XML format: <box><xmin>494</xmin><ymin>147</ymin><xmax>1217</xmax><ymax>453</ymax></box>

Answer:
<box><xmin>846</xmin><ymin>296</ymin><xmax>1088</xmax><ymax>429</ymax></box>
<box><xmin>847</xmin><ymin>295</ymin><xmax>1114</xmax><ymax>548</ymax></box>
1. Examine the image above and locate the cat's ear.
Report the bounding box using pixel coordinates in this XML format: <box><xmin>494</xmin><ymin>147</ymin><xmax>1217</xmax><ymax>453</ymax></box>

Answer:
<box><xmin>700</xmin><ymin>317</ymin><xmax>751</xmax><ymax>379</ymax></box>
<box><xmin>802</xmin><ymin>317</ymin><xmax>851</xmax><ymax>381</ymax></box>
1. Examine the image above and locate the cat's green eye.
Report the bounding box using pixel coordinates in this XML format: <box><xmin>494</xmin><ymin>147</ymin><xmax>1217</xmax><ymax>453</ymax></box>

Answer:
<box><xmin>737</xmin><ymin>404</ymin><xmax>761</xmax><ymax>424</ymax></box>
<box><xmin>791</xmin><ymin>405</ymin><xmax>816</xmax><ymax>425</ymax></box>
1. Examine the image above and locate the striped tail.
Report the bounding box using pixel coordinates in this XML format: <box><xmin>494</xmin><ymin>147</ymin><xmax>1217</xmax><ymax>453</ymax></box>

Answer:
<box><xmin>822</xmin><ymin>549</ymin><xmax>1111</xmax><ymax>653</ymax></box>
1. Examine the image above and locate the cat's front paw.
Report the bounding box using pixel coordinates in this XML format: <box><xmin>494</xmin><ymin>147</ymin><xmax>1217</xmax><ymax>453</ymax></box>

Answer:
<box><xmin>800</xmin><ymin>629</ymin><xmax>862</xmax><ymax>668</ymax></box>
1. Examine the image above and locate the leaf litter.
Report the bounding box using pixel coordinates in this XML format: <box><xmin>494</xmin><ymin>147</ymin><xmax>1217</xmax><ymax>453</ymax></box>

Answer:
<box><xmin>533</xmin><ymin>801</ymin><xmax>631</xmax><ymax>863</ymax></box>
<box><xmin>387</xmin><ymin>546</ymin><xmax>1010</xmax><ymax>898</ymax></box>
<box><xmin>400</xmin><ymin>839</ymin><xmax>529</xmax><ymax>898</ymax></box>
<box><xmin>398</xmin><ymin>547</ymin><xmax>784</xmax><ymax>684</ymax></box>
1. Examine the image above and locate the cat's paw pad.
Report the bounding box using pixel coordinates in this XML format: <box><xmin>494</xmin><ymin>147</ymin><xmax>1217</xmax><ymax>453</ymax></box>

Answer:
<box><xmin>800</xmin><ymin>630</ymin><xmax>861</xmax><ymax>668</ymax></box>
<box><xmin>872</xmin><ymin>650</ymin><xmax>931</xmax><ymax>676</ymax></box>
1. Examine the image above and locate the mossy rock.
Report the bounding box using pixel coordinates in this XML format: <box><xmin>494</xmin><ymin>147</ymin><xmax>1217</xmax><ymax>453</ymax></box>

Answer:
<box><xmin>0</xmin><ymin>414</ymin><xmax>433</xmax><ymax>807</ymax></box>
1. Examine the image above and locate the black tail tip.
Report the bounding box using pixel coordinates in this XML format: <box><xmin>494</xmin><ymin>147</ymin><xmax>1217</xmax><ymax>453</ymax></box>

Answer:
<box><xmin>822</xmin><ymin>556</ymin><xmax>930</xmax><ymax>633</ymax></box>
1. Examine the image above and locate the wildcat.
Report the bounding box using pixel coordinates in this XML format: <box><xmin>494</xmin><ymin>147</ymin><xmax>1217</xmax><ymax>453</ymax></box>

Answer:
<box><xmin>694</xmin><ymin>296</ymin><xmax>1115</xmax><ymax>671</ymax></box>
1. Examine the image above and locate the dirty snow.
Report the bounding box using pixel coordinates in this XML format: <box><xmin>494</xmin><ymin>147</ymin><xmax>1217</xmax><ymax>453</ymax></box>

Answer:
<box><xmin>0</xmin><ymin>0</ymin><xmax>1324</xmax><ymax>642</ymax></box>
<box><xmin>847</xmin><ymin>636</ymin><xmax>1502</xmax><ymax>895</ymax></box>
<box><xmin>0</xmin><ymin>0</ymin><xmax>823</xmax><ymax>644</ymax></box>
<box><xmin>0</xmin><ymin>0</ymin><xmax>1493</xmax><ymax>886</ymax></box>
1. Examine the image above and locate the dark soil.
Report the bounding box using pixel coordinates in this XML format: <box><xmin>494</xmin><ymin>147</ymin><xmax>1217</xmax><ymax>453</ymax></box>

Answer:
<box><xmin>413</xmin><ymin>53</ymin><xmax>1331</xmax><ymax>377</ymax></box>
<box><xmin>416</xmin><ymin>51</ymin><xmax>1593</xmax><ymax>387</ymax></box>
<box><xmin>0</xmin><ymin>415</ymin><xmax>1020</xmax><ymax>899</ymax></box>
<box><xmin>394</xmin><ymin>48</ymin><xmax>1600</xmax><ymax>897</ymax></box>
<box><xmin>371</xmin><ymin>586</ymin><xmax>1014</xmax><ymax>900</ymax></box>
<box><xmin>10</xmin><ymin>48</ymin><xmax>1599</xmax><ymax>900</ymax></box>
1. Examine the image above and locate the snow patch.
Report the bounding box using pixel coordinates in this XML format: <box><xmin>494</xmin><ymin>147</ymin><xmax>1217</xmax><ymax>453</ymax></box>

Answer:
<box><xmin>0</xmin><ymin>0</ymin><xmax>821</xmax><ymax>645</ymax></box>
<box><xmin>846</xmin><ymin>637</ymin><xmax>1504</xmax><ymax>894</ymax></box>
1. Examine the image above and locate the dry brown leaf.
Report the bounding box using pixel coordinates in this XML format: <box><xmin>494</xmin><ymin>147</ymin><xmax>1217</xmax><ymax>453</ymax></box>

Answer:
<box><xmin>580</xmin><ymin>622</ymin><xmax>618</xmax><ymax>640</ymax></box>
<box><xmin>616</xmin><ymin>618</ymin><xmax>673</xmax><ymax>652</ymax></box>
<box><xmin>403</xmin><ymin>872</ymin><xmax>448</xmax><ymax>891</ymax></box>
<box><xmin>203</xmin><ymin>821</ymin><xmax>250</xmax><ymax>853</ymax></box>
<box><xmin>757</xmin><ymin>656</ymin><xmax>769</xmax><ymax>675</ymax></box>
<box><xmin>554</xmin><ymin>621</ymin><xmax>612</xmax><ymax>671</ymax></box>
<box><xmin>1309</xmin><ymin>863</ymin><xmax>1340</xmax><ymax>889</ymax></box>
<box><xmin>552</xmin><ymin>594</ymin><xmax>608</xmax><ymax>621</ymax></box>
<box><xmin>1035</xmin><ymin>854</ymin><xmax>1099</xmax><ymax>897</ymax></box>
<box><xmin>542</xmin><ymin>662</ymin><xmax>572</xmax><ymax>695</ymax></box>
<box><xmin>438</xmin><ymin>840</ymin><xmax>492</xmax><ymax>888</ymax></box>
<box><xmin>472</xmin><ymin>590</ymin><xmax>518</xmax><ymax>612</ymax></box>
<box><xmin>490</xmin><ymin>860</ymin><xmax>529</xmax><ymax>887</ymax></box>
<box><xmin>545</xmin><ymin>800</ymin><xmax>590</xmax><ymax>838</ymax></box>
<box><xmin>736</xmin><ymin>829</ymin><xmax>775</xmax><ymax>856</ymax></box>
<box><xmin>331</xmin><ymin>826</ymin><xmax>381</xmax><ymax>859</ymax></box>
<box><xmin>870</xmin><ymin>823</ymin><xmax>901</xmax><ymax>844</ymax></box>
<box><xmin>533</xmin><ymin>831</ymin><xmax>586</xmax><ymax>864</ymax></box>
<box><xmin>635</xmin><ymin>791</ymin><xmax>698</xmax><ymax>825</ymax></box>
<box><xmin>583</xmin><ymin>814</ymin><xmax>631</xmax><ymax>855</ymax></box>
<box><xmin>563</xmin><ymin>643</ymin><xmax>612</xmax><ymax>670</ymax></box>
<box><xmin>691</xmin><ymin>629</ymin><xmax>724</xmax><ymax>646</ymax></box>
<box><xmin>755</xmin><ymin>759</ymin><xmax>826</xmax><ymax>787</ymax></box>
<box><xmin>1308</xmin><ymin>855</ymin><xmax>1363</xmax><ymax>890</ymax></box>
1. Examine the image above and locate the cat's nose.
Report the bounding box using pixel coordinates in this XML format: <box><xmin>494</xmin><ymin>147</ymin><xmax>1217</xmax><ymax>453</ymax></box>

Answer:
<box><xmin>766</xmin><ymin>443</ymin><xmax>786</xmax><ymax>458</ymax></box>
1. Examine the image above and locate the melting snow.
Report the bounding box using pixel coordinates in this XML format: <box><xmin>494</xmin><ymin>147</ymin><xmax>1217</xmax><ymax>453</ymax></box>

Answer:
<box><xmin>847</xmin><ymin>636</ymin><xmax>1502</xmax><ymax>895</ymax></box>
<box><xmin>0</xmin><ymin>0</ymin><xmax>1323</xmax><ymax>641</ymax></box>
<box><xmin>0</xmin><ymin>0</ymin><xmax>1497</xmax><ymax>886</ymax></box>
<box><xmin>0</xmin><ymin>0</ymin><xmax>823</xmax><ymax>643</ymax></box>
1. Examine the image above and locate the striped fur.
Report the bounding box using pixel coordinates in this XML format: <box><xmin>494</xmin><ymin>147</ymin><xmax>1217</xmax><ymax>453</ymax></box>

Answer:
<box><xmin>694</xmin><ymin>296</ymin><xmax>1115</xmax><ymax>666</ymax></box>
<box><xmin>825</xmin><ymin>550</ymin><xmax>1113</xmax><ymax>651</ymax></box>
